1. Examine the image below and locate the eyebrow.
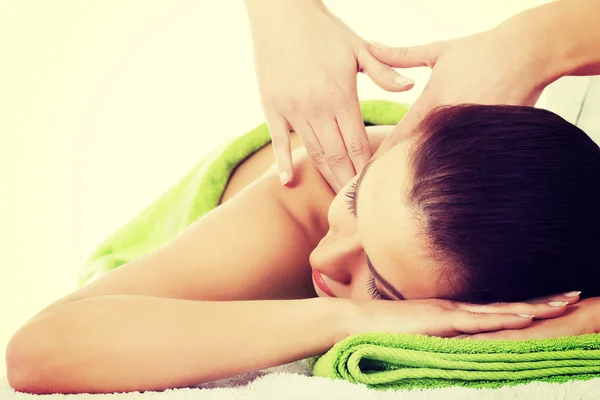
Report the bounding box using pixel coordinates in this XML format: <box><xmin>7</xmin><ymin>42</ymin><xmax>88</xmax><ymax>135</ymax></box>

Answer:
<box><xmin>354</xmin><ymin>161</ymin><xmax>405</xmax><ymax>300</ymax></box>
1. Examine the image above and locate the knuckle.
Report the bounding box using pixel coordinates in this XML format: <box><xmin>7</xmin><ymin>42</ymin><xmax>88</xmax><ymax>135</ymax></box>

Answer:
<box><xmin>306</xmin><ymin>100</ymin><xmax>324</xmax><ymax>116</ymax></box>
<box><xmin>326</xmin><ymin>152</ymin><xmax>350</xmax><ymax>167</ymax></box>
<box><xmin>265</xmin><ymin>95</ymin><xmax>290</xmax><ymax>111</ymax></box>
<box><xmin>348</xmin><ymin>141</ymin><xmax>370</xmax><ymax>158</ymax></box>
<box><xmin>395</xmin><ymin>47</ymin><xmax>409</xmax><ymax>59</ymax></box>
<box><xmin>331</xmin><ymin>93</ymin><xmax>349</xmax><ymax>111</ymax></box>
<box><xmin>440</xmin><ymin>299</ymin><xmax>460</xmax><ymax>311</ymax></box>
<box><xmin>308</xmin><ymin>148</ymin><xmax>326</xmax><ymax>166</ymax></box>
<box><xmin>278</xmin><ymin>96</ymin><xmax>306</xmax><ymax>115</ymax></box>
<box><xmin>379</xmin><ymin>63</ymin><xmax>393</xmax><ymax>76</ymax></box>
<box><xmin>466</xmin><ymin>310</ymin><xmax>484</xmax><ymax>319</ymax></box>
<box><xmin>470</xmin><ymin>322</ymin><xmax>483</xmax><ymax>332</ymax></box>
<box><xmin>301</xmin><ymin>91</ymin><xmax>330</xmax><ymax>115</ymax></box>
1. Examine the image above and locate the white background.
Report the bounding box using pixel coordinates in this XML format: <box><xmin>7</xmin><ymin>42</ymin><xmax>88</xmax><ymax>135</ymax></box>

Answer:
<box><xmin>0</xmin><ymin>0</ymin><xmax>564</xmax><ymax>376</ymax></box>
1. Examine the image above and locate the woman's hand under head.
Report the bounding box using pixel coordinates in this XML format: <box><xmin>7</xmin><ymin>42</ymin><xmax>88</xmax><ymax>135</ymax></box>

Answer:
<box><xmin>243</xmin><ymin>0</ymin><xmax>413</xmax><ymax>192</ymax></box>
<box><xmin>340</xmin><ymin>294</ymin><xmax>580</xmax><ymax>342</ymax></box>
<box><xmin>464</xmin><ymin>296</ymin><xmax>600</xmax><ymax>340</ymax></box>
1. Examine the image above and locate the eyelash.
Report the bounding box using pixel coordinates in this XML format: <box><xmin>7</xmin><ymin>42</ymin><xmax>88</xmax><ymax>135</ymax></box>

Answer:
<box><xmin>344</xmin><ymin>180</ymin><xmax>390</xmax><ymax>301</ymax></box>
<box><xmin>345</xmin><ymin>181</ymin><xmax>358</xmax><ymax>214</ymax></box>
<box><xmin>366</xmin><ymin>276</ymin><xmax>391</xmax><ymax>301</ymax></box>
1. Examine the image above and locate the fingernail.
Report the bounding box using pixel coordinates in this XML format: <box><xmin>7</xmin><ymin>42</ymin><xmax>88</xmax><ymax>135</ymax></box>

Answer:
<box><xmin>370</xmin><ymin>41</ymin><xmax>385</xmax><ymax>51</ymax></box>
<box><xmin>563</xmin><ymin>291</ymin><xmax>581</xmax><ymax>297</ymax></box>
<box><xmin>548</xmin><ymin>301</ymin><xmax>569</xmax><ymax>307</ymax></box>
<box><xmin>279</xmin><ymin>171</ymin><xmax>289</xmax><ymax>185</ymax></box>
<box><xmin>393</xmin><ymin>76</ymin><xmax>414</xmax><ymax>87</ymax></box>
<box><xmin>517</xmin><ymin>314</ymin><xmax>534</xmax><ymax>318</ymax></box>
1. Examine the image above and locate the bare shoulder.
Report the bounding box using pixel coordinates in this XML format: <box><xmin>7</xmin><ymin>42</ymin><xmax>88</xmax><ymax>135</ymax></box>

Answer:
<box><xmin>222</xmin><ymin>125</ymin><xmax>393</xmax><ymax>202</ymax></box>
<box><xmin>224</xmin><ymin>124</ymin><xmax>391</xmax><ymax>199</ymax></box>
<box><xmin>221</xmin><ymin>125</ymin><xmax>393</xmax><ymax>242</ymax></box>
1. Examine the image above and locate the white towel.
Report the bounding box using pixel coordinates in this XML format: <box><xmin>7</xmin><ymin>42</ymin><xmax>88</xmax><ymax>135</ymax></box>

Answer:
<box><xmin>3</xmin><ymin>364</ymin><xmax>600</xmax><ymax>400</ymax></box>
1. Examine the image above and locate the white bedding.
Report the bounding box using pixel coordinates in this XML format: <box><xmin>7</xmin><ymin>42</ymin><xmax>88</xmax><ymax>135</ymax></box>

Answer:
<box><xmin>3</xmin><ymin>360</ymin><xmax>600</xmax><ymax>400</ymax></box>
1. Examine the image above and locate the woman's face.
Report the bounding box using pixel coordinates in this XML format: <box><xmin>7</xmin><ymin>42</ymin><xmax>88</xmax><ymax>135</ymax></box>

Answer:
<box><xmin>309</xmin><ymin>138</ymin><xmax>447</xmax><ymax>301</ymax></box>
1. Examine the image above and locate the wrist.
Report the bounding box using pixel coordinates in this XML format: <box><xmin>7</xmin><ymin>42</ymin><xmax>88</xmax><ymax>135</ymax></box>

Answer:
<box><xmin>322</xmin><ymin>297</ymin><xmax>360</xmax><ymax>345</ymax></box>
<box><xmin>491</xmin><ymin>8</ymin><xmax>567</xmax><ymax>91</ymax></box>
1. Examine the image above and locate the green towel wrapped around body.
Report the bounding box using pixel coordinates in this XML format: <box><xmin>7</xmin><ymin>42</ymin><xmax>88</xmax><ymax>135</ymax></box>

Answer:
<box><xmin>310</xmin><ymin>332</ymin><xmax>600</xmax><ymax>390</ymax></box>
<box><xmin>79</xmin><ymin>100</ymin><xmax>409</xmax><ymax>287</ymax></box>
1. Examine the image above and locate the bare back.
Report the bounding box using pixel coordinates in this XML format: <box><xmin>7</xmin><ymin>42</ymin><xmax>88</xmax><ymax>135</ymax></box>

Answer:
<box><xmin>37</xmin><ymin>126</ymin><xmax>392</xmax><ymax>313</ymax></box>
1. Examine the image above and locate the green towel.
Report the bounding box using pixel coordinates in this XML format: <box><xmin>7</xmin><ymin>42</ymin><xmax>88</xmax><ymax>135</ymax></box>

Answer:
<box><xmin>310</xmin><ymin>332</ymin><xmax>600</xmax><ymax>390</ymax></box>
<box><xmin>79</xmin><ymin>98</ymin><xmax>600</xmax><ymax>391</ymax></box>
<box><xmin>78</xmin><ymin>100</ymin><xmax>409</xmax><ymax>287</ymax></box>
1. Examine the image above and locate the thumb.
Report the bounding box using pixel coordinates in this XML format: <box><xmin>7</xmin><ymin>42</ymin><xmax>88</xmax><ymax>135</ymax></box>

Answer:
<box><xmin>373</xmin><ymin>106</ymin><xmax>424</xmax><ymax>158</ymax></box>
<box><xmin>369</xmin><ymin>41</ymin><xmax>438</xmax><ymax>68</ymax></box>
<box><xmin>374</xmin><ymin>127</ymin><xmax>401</xmax><ymax>158</ymax></box>
<box><xmin>359</xmin><ymin>52</ymin><xmax>415</xmax><ymax>93</ymax></box>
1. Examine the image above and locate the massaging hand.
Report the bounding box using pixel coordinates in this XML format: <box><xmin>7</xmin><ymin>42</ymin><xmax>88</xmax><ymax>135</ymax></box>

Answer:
<box><xmin>464</xmin><ymin>293</ymin><xmax>600</xmax><ymax>340</ymax></box>
<box><xmin>370</xmin><ymin>16</ymin><xmax>551</xmax><ymax>154</ymax></box>
<box><xmin>344</xmin><ymin>296</ymin><xmax>575</xmax><ymax>341</ymax></box>
<box><xmin>244</xmin><ymin>0</ymin><xmax>414</xmax><ymax>192</ymax></box>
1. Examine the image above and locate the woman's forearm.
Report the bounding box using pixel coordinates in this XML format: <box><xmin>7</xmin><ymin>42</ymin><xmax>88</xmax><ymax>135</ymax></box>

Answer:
<box><xmin>7</xmin><ymin>295</ymin><xmax>351</xmax><ymax>394</ymax></box>
<box><xmin>556</xmin><ymin>0</ymin><xmax>600</xmax><ymax>76</ymax></box>
<box><xmin>501</xmin><ymin>0</ymin><xmax>600</xmax><ymax>83</ymax></box>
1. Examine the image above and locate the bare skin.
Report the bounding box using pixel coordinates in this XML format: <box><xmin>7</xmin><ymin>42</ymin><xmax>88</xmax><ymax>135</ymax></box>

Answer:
<box><xmin>5</xmin><ymin>126</ymin><xmax>580</xmax><ymax>394</ymax></box>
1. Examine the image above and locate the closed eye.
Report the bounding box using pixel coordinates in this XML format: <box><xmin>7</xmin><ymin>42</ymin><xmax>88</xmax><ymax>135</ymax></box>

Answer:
<box><xmin>366</xmin><ymin>276</ymin><xmax>391</xmax><ymax>300</ymax></box>
<box><xmin>345</xmin><ymin>181</ymin><xmax>358</xmax><ymax>214</ymax></box>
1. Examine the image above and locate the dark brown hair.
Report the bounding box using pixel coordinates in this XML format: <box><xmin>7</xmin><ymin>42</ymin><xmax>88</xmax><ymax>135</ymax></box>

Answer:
<box><xmin>409</xmin><ymin>104</ymin><xmax>600</xmax><ymax>303</ymax></box>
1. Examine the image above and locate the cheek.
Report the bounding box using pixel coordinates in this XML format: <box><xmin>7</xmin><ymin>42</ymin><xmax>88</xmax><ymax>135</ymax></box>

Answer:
<box><xmin>348</xmin><ymin>268</ymin><xmax>374</xmax><ymax>300</ymax></box>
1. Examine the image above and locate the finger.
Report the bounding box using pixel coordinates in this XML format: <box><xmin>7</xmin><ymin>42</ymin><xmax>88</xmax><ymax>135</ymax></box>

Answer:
<box><xmin>359</xmin><ymin>52</ymin><xmax>414</xmax><ymax>93</ymax></box>
<box><xmin>316</xmin><ymin>119</ymin><xmax>356</xmax><ymax>187</ymax></box>
<box><xmin>451</xmin><ymin>312</ymin><xmax>534</xmax><ymax>335</ymax></box>
<box><xmin>335</xmin><ymin>98</ymin><xmax>372</xmax><ymax>173</ymax></box>
<box><xmin>466</xmin><ymin>332</ymin><xmax>509</xmax><ymax>341</ymax></box>
<box><xmin>524</xmin><ymin>291</ymin><xmax>581</xmax><ymax>305</ymax></box>
<box><xmin>266</xmin><ymin>114</ymin><xmax>294</xmax><ymax>186</ymax></box>
<box><xmin>456</xmin><ymin>301</ymin><xmax>569</xmax><ymax>320</ymax></box>
<box><xmin>290</xmin><ymin>118</ymin><xmax>342</xmax><ymax>192</ymax></box>
<box><xmin>369</xmin><ymin>41</ymin><xmax>438</xmax><ymax>68</ymax></box>
<box><xmin>468</xmin><ymin>324</ymin><xmax>569</xmax><ymax>341</ymax></box>
<box><xmin>373</xmin><ymin>105</ymin><xmax>425</xmax><ymax>158</ymax></box>
<box><xmin>453</xmin><ymin>334</ymin><xmax>471</xmax><ymax>339</ymax></box>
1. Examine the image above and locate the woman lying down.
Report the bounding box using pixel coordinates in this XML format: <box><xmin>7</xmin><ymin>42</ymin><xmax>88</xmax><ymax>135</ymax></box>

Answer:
<box><xmin>6</xmin><ymin>104</ymin><xmax>600</xmax><ymax>394</ymax></box>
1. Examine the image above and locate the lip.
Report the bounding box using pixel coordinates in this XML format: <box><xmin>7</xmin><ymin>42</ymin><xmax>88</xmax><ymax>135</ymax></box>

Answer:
<box><xmin>312</xmin><ymin>269</ymin><xmax>336</xmax><ymax>298</ymax></box>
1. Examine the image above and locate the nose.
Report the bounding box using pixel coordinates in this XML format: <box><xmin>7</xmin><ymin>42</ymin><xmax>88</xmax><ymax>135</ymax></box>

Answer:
<box><xmin>313</xmin><ymin>233</ymin><xmax>364</xmax><ymax>284</ymax></box>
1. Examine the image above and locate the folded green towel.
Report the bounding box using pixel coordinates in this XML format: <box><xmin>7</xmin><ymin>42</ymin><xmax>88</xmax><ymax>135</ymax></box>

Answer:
<box><xmin>79</xmin><ymin>99</ymin><xmax>409</xmax><ymax>287</ymax></box>
<box><xmin>310</xmin><ymin>332</ymin><xmax>600</xmax><ymax>390</ymax></box>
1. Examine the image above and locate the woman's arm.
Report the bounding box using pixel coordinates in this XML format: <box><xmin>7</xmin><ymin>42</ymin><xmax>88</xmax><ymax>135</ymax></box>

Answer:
<box><xmin>5</xmin><ymin>126</ymin><xmax>372</xmax><ymax>393</ymax></box>
<box><xmin>502</xmin><ymin>0</ymin><xmax>600</xmax><ymax>79</ymax></box>
<box><xmin>368</xmin><ymin>0</ymin><xmax>600</xmax><ymax>151</ymax></box>
<box><xmin>7</xmin><ymin>295</ymin><xmax>350</xmax><ymax>394</ymax></box>
<box><xmin>5</xmin><ymin>138</ymin><xmax>336</xmax><ymax>392</ymax></box>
